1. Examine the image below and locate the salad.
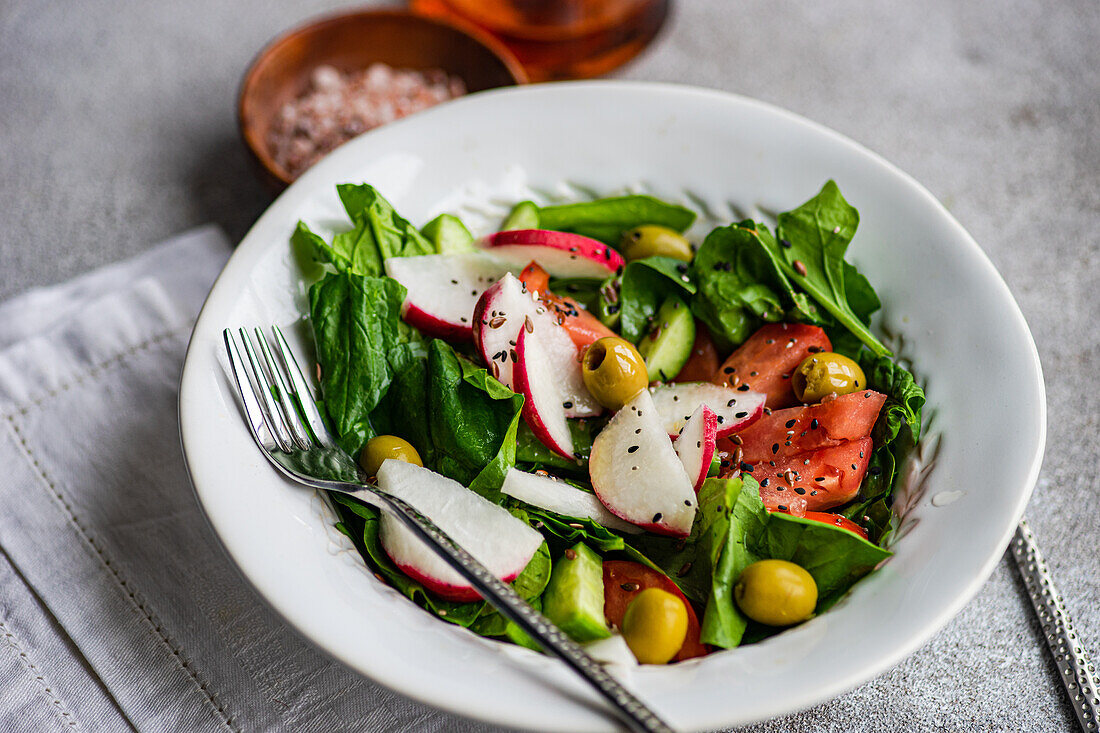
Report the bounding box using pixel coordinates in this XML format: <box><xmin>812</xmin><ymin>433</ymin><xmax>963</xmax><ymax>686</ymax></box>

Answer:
<box><xmin>291</xmin><ymin>180</ymin><xmax>925</xmax><ymax>665</ymax></box>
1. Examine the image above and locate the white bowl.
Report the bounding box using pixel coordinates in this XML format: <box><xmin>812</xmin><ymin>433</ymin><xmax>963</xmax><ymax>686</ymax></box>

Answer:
<box><xmin>179</xmin><ymin>82</ymin><xmax>1045</xmax><ymax>731</ymax></box>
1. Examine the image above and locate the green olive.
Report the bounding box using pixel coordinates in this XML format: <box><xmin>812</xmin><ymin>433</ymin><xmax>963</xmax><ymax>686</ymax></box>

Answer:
<box><xmin>621</xmin><ymin>225</ymin><xmax>693</xmax><ymax>262</ymax></box>
<box><xmin>581</xmin><ymin>336</ymin><xmax>649</xmax><ymax>410</ymax></box>
<box><xmin>621</xmin><ymin>588</ymin><xmax>689</xmax><ymax>664</ymax></box>
<box><xmin>791</xmin><ymin>351</ymin><xmax>867</xmax><ymax>403</ymax></box>
<box><xmin>734</xmin><ymin>559</ymin><xmax>817</xmax><ymax>627</ymax></box>
<box><xmin>359</xmin><ymin>435</ymin><xmax>422</xmax><ymax>476</ymax></box>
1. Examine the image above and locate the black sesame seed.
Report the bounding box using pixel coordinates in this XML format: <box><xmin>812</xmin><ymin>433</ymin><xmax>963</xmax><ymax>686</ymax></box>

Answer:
<box><xmin>785</xmin><ymin>419</ymin><xmax>797</xmax><ymax>428</ymax></box>
<box><xmin>765</xmin><ymin>339</ymin><xmax>774</xmax><ymax>345</ymax></box>
<box><xmin>794</xmin><ymin>487</ymin><xmax>806</xmax><ymax>495</ymax></box>
<box><xmin>772</xmin><ymin>443</ymin><xmax>780</xmax><ymax>454</ymax></box>
<box><xmin>635</xmin><ymin>428</ymin><xmax>642</xmax><ymax>434</ymax></box>
<box><xmin>737</xmin><ymin>384</ymin><xmax>750</xmax><ymax>392</ymax></box>
<box><xmin>750</xmin><ymin>371</ymin><xmax>758</xmax><ymax>377</ymax></box>
<box><xmin>735</xmin><ymin>411</ymin><xmax>747</xmax><ymax>418</ymax></box>
<box><xmin>814</xmin><ymin>477</ymin><xmax>825</xmax><ymax>482</ymax></box>
<box><xmin>628</xmin><ymin>445</ymin><xmax>639</xmax><ymax>453</ymax></box>
<box><xmin>760</xmin><ymin>478</ymin><xmax>770</xmax><ymax>487</ymax></box>
<box><xmin>810</xmin><ymin>418</ymin><xmax>819</xmax><ymax>429</ymax></box>
<box><xmin>723</xmin><ymin>366</ymin><xmax>735</xmax><ymax>374</ymax></box>
<box><xmin>780</xmin><ymin>238</ymin><xmax>792</xmax><ymax>249</ymax></box>
<box><xmin>717</xmin><ymin>415</ymin><xmax>725</xmax><ymax>424</ymax></box>
<box><xmin>778</xmin><ymin>504</ymin><xmax>789</xmax><ymax>511</ymax></box>
<box><xmin>727</xmin><ymin>398</ymin><xmax>737</xmax><ymax>407</ymax></box>
<box><xmin>740</xmin><ymin>462</ymin><xmax>754</xmax><ymax>472</ymax></box>
<box><xmin>652</xmin><ymin>513</ymin><xmax>663</xmax><ymax>523</ymax></box>
<box><xmin>563</xmin><ymin>401</ymin><xmax>573</xmax><ymax>409</ymax></box>
<box><xmin>810</xmin><ymin>490</ymin><xmax>818</xmax><ymax>496</ymax></box>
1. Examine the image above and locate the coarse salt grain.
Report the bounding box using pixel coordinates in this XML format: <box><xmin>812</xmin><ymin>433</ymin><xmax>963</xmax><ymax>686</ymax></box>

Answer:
<box><xmin>268</xmin><ymin>63</ymin><xmax>466</xmax><ymax>178</ymax></box>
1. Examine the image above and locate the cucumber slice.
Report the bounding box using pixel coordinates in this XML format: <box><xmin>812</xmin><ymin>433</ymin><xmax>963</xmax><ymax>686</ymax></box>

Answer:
<box><xmin>421</xmin><ymin>214</ymin><xmax>476</xmax><ymax>254</ymax></box>
<box><xmin>542</xmin><ymin>542</ymin><xmax>611</xmax><ymax>642</ymax></box>
<box><xmin>637</xmin><ymin>295</ymin><xmax>696</xmax><ymax>382</ymax></box>
<box><xmin>708</xmin><ymin>450</ymin><xmax>721</xmax><ymax>477</ymax></box>
<box><xmin>501</xmin><ymin>200</ymin><xmax>540</xmax><ymax>231</ymax></box>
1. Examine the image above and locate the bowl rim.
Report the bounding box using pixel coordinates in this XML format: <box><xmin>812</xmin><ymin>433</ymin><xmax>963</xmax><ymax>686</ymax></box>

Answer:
<box><xmin>185</xmin><ymin>80</ymin><xmax>1047</xmax><ymax>730</ymax></box>
<box><xmin>237</xmin><ymin>7</ymin><xmax>528</xmax><ymax>187</ymax></box>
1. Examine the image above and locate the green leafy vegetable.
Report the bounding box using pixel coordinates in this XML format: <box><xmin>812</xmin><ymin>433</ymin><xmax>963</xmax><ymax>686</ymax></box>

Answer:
<box><xmin>515</xmin><ymin>420</ymin><xmax>595</xmax><ymax>473</ymax></box>
<box><xmin>690</xmin><ymin>222</ymin><xmax>825</xmax><ymax>351</ymax></box>
<box><xmin>309</xmin><ymin>273</ymin><xmax>412</xmax><ymax>455</ymax></box>
<box><xmin>469</xmin><ymin>541</ymin><xmax>552</xmax><ymax>637</ymax></box>
<box><xmin>519</xmin><ymin>506</ymin><xmax>627</xmax><ymax>555</ymax></box>
<box><xmin>843</xmin><ymin>352</ymin><xmax>926</xmax><ymax>542</ymax></box>
<box><xmin>619</xmin><ymin>256</ymin><xmax>696</xmax><ymax>343</ymax></box>
<box><xmin>537</xmin><ymin>195</ymin><xmax>696</xmax><ymax>245</ymax></box>
<box><xmin>370</xmin><ymin>339</ymin><xmax>524</xmax><ymax>502</ymax></box>
<box><xmin>772</xmin><ymin>181</ymin><xmax>889</xmax><ymax>356</ymax></box>
<box><xmin>335</xmin><ymin>183</ymin><xmax>435</xmax><ymax>260</ymax></box>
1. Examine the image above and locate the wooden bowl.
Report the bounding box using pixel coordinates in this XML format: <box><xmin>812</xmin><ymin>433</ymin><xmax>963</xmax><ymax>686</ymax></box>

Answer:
<box><xmin>239</xmin><ymin>9</ymin><xmax>527</xmax><ymax>188</ymax></box>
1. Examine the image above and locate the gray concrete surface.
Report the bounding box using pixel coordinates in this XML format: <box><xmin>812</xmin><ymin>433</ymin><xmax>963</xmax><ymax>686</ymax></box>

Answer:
<box><xmin>2</xmin><ymin>0</ymin><xmax>1098</xmax><ymax>730</ymax></box>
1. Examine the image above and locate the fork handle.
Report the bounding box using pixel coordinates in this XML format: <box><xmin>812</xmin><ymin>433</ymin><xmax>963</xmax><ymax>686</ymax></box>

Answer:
<box><xmin>1010</xmin><ymin>518</ymin><xmax>1099</xmax><ymax>732</ymax></box>
<box><xmin>351</xmin><ymin>487</ymin><xmax>675</xmax><ymax>733</ymax></box>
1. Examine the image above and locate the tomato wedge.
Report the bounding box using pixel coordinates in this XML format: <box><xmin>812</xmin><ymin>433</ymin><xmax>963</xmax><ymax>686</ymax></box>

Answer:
<box><xmin>671</xmin><ymin>322</ymin><xmax>720</xmax><ymax>383</ymax></box>
<box><xmin>603</xmin><ymin>560</ymin><xmax>708</xmax><ymax>661</ymax></box>
<box><xmin>712</xmin><ymin>323</ymin><xmax>832</xmax><ymax>408</ymax></box>
<box><xmin>767</xmin><ymin>507</ymin><xmax>870</xmax><ymax>540</ymax></box>
<box><xmin>731</xmin><ymin>436</ymin><xmax>873</xmax><ymax>514</ymax></box>
<box><xmin>732</xmin><ymin>390</ymin><xmax>886</xmax><ymax>464</ymax></box>
<box><xmin>803</xmin><ymin>511</ymin><xmax>869</xmax><ymax>539</ymax></box>
<box><xmin>518</xmin><ymin>261</ymin><xmax>615</xmax><ymax>349</ymax></box>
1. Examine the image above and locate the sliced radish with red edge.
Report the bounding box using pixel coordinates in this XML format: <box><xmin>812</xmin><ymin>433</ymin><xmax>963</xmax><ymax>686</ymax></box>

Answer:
<box><xmin>673</xmin><ymin>404</ymin><xmax>717</xmax><ymax>491</ymax></box>
<box><xmin>649</xmin><ymin>382</ymin><xmax>765</xmax><ymax>439</ymax></box>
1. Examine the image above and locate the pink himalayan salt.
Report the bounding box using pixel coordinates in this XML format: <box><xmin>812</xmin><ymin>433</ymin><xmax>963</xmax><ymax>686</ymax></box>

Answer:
<box><xmin>268</xmin><ymin>63</ymin><xmax>466</xmax><ymax>178</ymax></box>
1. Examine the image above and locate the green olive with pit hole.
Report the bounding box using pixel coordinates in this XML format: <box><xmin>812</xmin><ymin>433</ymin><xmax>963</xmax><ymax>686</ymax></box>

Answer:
<box><xmin>621</xmin><ymin>587</ymin><xmax>689</xmax><ymax>664</ymax></box>
<box><xmin>791</xmin><ymin>351</ymin><xmax>867</xmax><ymax>403</ymax></box>
<box><xmin>359</xmin><ymin>435</ymin><xmax>422</xmax><ymax>476</ymax></box>
<box><xmin>581</xmin><ymin>336</ymin><xmax>649</xmax><ymax>410</ymax></box>
<box><xmin>733</xmin><ymin>559</ymin><xmax>817</xmax><ymax>627</ymax></box>
<box><xmin>620</xmin><ymin>225</ymin><xmax>694</xmax><ymax>262</ymax></box>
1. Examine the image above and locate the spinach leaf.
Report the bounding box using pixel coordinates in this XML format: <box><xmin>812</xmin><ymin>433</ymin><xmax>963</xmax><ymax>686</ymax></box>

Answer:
<box><xmin>842</xmin><ymin>352</ymin><xmax>926</xmax><ymax>542</ymax></box>
<box><xmin>515</xmin><ymin>419</ymin><xmax>595</xmax><ymax>474</ymax></box>
<box><xmin>469</xmin><ymin>541</ymin><xmax>552</xmax><ymax>637</ymax></box>
<box><xmin>330</xmin><ymin>494</ymin><xmax>484</xmax><ymax>626</ymax></box>
<box><xmin>520</xmin><ymin>506</ymin><xmax>627</xmax><ymax>554</ymax></box>
<box><xmin>537</xmin><ymin>195</ymin><xmax>696</xmax><ymax>245</ymax></box>
<box><xmin>752</xmin><ymin>511</ymin><xmax>892</xmax><ymax>610</ymax></box>
<box><xmin>773</xmin><ymin>181</ymin><xmax>890</xmax><ymax>356</ymax></box>
<box><xmin>689</xmin><ymin>223</ymin><xmax>791</xmax><ymax>351</ymax></box>
<box><xmin>619</xmin><ymin>256</ymin><xmax>696</xmax><ymax>343</ymax></box>
<box><xmin>336</xmin><ymin>184</ymin><xmax>435</xmax><ymax>259</ymax></box>
<box><xmin>371</xmin><ymin>339</ymin><xmax>524</xmax><ymax>502</ymax></box>
<box><xmin>309</xmin><ymin>273</ymin><xmax>411</xmax><ymax>455</ymax></box>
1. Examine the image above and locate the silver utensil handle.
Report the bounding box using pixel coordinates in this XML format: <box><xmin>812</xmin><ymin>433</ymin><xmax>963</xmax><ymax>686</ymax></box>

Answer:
<box><xmin>1010</xmin><ymin>518</ymin><xmax>1099</xmax><ymax>732</ymax></box>
<box><xmin>349</xmin><ymin>486</ymin><xmax>675</xmax><ymax>733</ymax></box>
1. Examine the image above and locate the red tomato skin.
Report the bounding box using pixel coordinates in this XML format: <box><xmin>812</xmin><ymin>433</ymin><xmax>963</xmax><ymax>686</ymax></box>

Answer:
<box><xmin>729</xmin><ymin>436</ymin><xmax>873</xmax><ymax>514</ymax></box>
<box><xmin>730</xmin><ymin>390</ymin><xmax>887</xmax><ymax>464</ymax></box>
<box><xmin>712</xmin><ymin>323</ymin><xmax>832</xmax><ymax>408</ymax></box>
<box><xmin>517</xmin><ymin>261</ymin><xmax>551</xmax><ymax>293</ymax></box>
<box><xmin>518</xmin><ymin>260</ymin><xmax>615</xmax><ymax>349</ymax></box>
<box><xmin>767</xmin><ymin>508</ymin><xmax>870</xmax><ymax>540</ymax></box>
<box><xmin>603</xmin><ymin>560</ymin><xmax>709</xmax><ymax>662</ymax></box>
<box><xmin>672</xmin><ymin>322</ymin><xmax>720</xmax><ymax>383</ymax></box>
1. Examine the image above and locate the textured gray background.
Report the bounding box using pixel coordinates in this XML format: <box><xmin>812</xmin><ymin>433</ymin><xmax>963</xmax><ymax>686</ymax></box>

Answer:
<box><xmin>1</xmin><ymin>0</ymin><xmax>1097</xmax><ymax>731</ymax></box>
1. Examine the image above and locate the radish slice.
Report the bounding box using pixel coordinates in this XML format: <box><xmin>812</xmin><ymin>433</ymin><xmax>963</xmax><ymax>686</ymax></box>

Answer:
<box><xmin>673</xmin><ymin>404</ymin><xmax>717</xmax><ymax>491</ymax></box>
<box><xmin>514</xmin><ymin>325</ymin><xmax>575</xmax><ymax>460</ymax></box>
<box><xmin>500</xmin><ymin>468</ymin><xmax>642</xmax><ymax>534</ymax></box>
<box><xmin>473</xmin><ymin>274</ymin><xmax>601</xmax><ymax>417</ymax></box>
<box><xmin>484</xmin><ymin>229</ymin><xmax>624</xmax><ymax>279</ymax></box>
<box><xmin>385</xmin><ymin>252</ymin><xmax>511</xmax><ymax>341</ymax></box>
<box><xmin>589</xmin><ymin>390</ymin><xmax>697</xmax><ymax>537</ymax></box>
<box><xmin>649</xmin><ymin>382</ymin><xmax>765</xmax><ymax>439</ymax></box>
<box><xmin>376</xmin><ymin>460</ymin><xmax>543</xmax><ymax>602</ymax></box>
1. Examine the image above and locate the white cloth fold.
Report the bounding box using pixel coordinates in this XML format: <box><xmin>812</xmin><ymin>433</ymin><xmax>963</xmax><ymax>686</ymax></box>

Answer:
<box><xmin>0</xmin><ymin>228</ymin><xmax>481</xmax><ymax>733</ymax></box>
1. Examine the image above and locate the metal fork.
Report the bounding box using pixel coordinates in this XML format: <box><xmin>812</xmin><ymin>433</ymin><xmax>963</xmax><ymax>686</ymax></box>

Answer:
<box><xmin>223</xmin><ymin>326</ymin><xmax>674</xmax><ymax>733</ymax></box>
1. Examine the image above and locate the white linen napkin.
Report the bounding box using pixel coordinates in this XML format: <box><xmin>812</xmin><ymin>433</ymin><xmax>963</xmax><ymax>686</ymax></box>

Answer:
<box><xmin>0</xmin><ymin>227</ymin><xmax>484</xmax><ymax>732</ymax></box>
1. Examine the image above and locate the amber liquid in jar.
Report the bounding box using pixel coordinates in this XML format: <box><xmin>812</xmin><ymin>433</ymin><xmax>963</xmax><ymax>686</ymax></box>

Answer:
<box><xmin>410</xmin><ymin>0</ymin><xmax>669</xmax><ymax>81</ymax></box>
